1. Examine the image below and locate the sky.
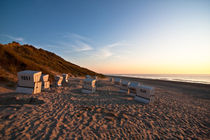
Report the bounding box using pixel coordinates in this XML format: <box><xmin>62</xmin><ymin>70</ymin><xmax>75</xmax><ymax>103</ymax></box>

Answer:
<box><xmin>0</xmin><ymin>0</ymin><xmax>210</xmax><ymax>74</ymax></box>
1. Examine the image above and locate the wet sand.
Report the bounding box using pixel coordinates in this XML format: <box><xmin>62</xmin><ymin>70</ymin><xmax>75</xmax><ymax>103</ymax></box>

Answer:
<box><xmin>0</xmin><ymin>77</ymin><xmax>209</xmax><ymax>139</ymax></box>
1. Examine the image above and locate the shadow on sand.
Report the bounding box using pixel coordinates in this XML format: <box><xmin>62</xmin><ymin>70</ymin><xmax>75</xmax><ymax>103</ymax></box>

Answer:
<box><xmin>0</xmin><ymin>96</ymin><xmax>45</xmax><ymax>106</ymax></box>
<box><xmin>70</xmin><ymin>87</ymin><xmax>146</xmax><ymax>106</ymax></box>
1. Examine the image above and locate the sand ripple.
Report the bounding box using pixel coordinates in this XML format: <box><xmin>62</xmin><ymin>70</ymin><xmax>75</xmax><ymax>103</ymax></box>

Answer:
<box><xmin>0</xmin><ymin>78</ymin><xmax>209</xmax><ymax>139</ymax></box>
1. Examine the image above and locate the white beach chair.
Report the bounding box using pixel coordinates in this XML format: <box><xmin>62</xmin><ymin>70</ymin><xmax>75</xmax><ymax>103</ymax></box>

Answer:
<box><xmin>120</xmin><ymin>80</ymin><xmax>130</xmax><ymax>93</ymax></box>
<box><xmin>16</xmin><ymin>70</ymin><xmax>42</xmax><ymax>94</ymax></box>
<box><xmin>114</xmin><ymin>78</ymin><xmax>121</xmax><ymax>87</ymax></box>
<box><xmin>55</xmin><ymin>75</ymin><xmax>63</xmax><ymax>87</ymax></box>
<box><xmin>86</xmin><ymin>75</ymin><xmax>92</xmax><ymax>79</ymax></box>
<box><xmin>135</xmin><ymin>85</ymin><xmax>155</xmax><ymax>104</ymax></box>
<box><xmin>17</xmin><ymin>70</ymin><xmax>42</xmax><ymax>87</ymax></box>
<box><xmin>41</xmin><ymin>74</ymin><xmax>50</xmax><ymax>90</ymax></box>
<box><xmin>128</xmin><ymin>81</ymin><xmax>140</xmax><ymax>96</ymax></box>
<box><xmin>81</xmin><ymin>78</ymin><xmax>96</xmax><ymax>94</ymax></box>
<box><xmin>62</xmin><ymin>74</ymin><xmax>69</xmax><ymax>84</ymax></box>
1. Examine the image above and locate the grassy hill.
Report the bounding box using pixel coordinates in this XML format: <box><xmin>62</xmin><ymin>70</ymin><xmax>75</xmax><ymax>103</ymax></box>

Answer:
<box><xmin>0</xmin><ymin>42</ymin><xmax>103</xmax><ymax>83</ymax></box>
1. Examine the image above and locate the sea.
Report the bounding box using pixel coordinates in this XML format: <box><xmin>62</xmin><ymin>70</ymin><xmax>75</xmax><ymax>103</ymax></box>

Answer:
<box><xmin>112</xmin><ymin>74</ymin><xmax>210</xmax><ymax>85</ymax></box>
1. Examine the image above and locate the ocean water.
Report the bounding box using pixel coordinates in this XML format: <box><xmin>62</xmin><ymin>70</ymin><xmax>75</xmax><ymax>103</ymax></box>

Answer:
<box><xmin>113</xmin><ymin>74</ymin><xmax>210</xmax><ymax>85</ymax></box>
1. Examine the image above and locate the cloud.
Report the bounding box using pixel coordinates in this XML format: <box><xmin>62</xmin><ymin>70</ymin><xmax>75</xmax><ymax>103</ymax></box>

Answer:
<box><xmin>100</xmin><ymin>49</ymin><xmax>113</xmax><ymax>58</ymax></box>
<box><xmin>97</xmin><ymin>41</ymin><xmax>131</xmax><ymax>58</ymax></box>
<box><xmin>1</xmin><ymin>34</ymin><xmax>24</xmax><ymax>42</ymax></box>
<box><xmin>66</xmin><ymin>34</ymin><xmax>93</xmax><ymax>52</ymax></box>
<box><xmin>72</xmin><ymin>40</ymin><xmax>93</xmax><ymax>52</ymax></box>
<box><xmin>106</xmin><ymin>42</ymin><xmax>124</xmax><ymax>48</ymax></box>
<box><xmin>63</xmin><ymin>33</ymin><xmax>91</xmax><ymax>42</ymax></box>
<box><xmin>42</xmin><ymin>33</ymin><xmax>93</xmax><ymax>54</ymax></box>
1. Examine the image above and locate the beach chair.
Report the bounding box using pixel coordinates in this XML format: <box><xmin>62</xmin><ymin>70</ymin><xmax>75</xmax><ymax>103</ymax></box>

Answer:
<box><xmin>120</xmin><ymin>80</ymin><xmax>130</xmax><ymax>93</ymax></box>
<box><xmin>94</xmin><ymin>76</ymin><xmax>99</xmax><ymax>90</ymax></box>
<box><xmin>16</xmin><ymin>70</ymin><xmax>42</xmax><ymax>94</ymax></box>
<box><xmin>114</xmin><ymin>78</ymin><xmax>121</xmax><ymax>87</ymax></box>
<box><xmin>41</xmin><ymin>74</ymin><xmax>50</xmax><ymax>90</ymax></box>
<box><xmin>55</xmin><ymin>75</ymin><xmax>63</xmax><ymax>87</ymax></box>
<box><xmin>81</xmin><ymin>78</ymin><xmax>96</xmax><ymax>94</ymax></box>
<box><xmin>109</xmin><ymin>77</ymin><xmax>112</xmax><ymax>82</ymax></box>
<box><xmin>135</xmin><ymin>85</ymin><xmax>155</xmax><ymax>104</ymax></box>
<box><xmin>109</xmin><ymin>77</ymin><xmax>114</xmax><ymax>83</ymax></box>
<box><xmin>128</xmin><ymin>81</ymin><xmax>140</xmax><ymax>96</ymax></box>
<box><xmin>86</xmin><ymin>75</ymin><xmax>92</xmax><ymax>79</ymax></box>
<box><xmin>94</xmin><ymin>76</ymin><xmax>98</xmax><ymax>80</ymax></box>
<box><xmin>62</xmin><ymin>74</ymin><xmax>69</xmax><ymax>84</ymax></box>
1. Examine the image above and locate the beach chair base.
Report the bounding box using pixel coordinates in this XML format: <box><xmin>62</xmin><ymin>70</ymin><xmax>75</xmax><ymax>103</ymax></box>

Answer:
<box><xmin>129</xmin><ymin>93</ymin><xmax>136</xmax><ymax>97</ymax></box>
<box><xmin>55</xmin><ymin>84</ymin><xmax>62</xmax><ymax>87</ymax></box>
<box><xmin>81</xmin><ymin>89</ymin><xmax>95</xmax><ymax>94</ymax></box>
<box><xmin>119</xmin><ymin>89</ymin><xmax>127</xmax><ymax>93</ymax></box>
<box><xmin>134</xmin><ymin>96</ymin><xmax>150</xmax><ymax>104</ymax></box>
<box><xmin>115</xmin><ymin>85</ymin><xmax>121</xmax><ymax>88</ymax></box>
<box><xmin>16</xmin><ymin>87</ymin><xmax>41</xmax><ymax>94</ymax></box>
<box><xmin>42</xmin><ymin>87</ymin><xmax>50</xmax><ymax>91</ymax></box>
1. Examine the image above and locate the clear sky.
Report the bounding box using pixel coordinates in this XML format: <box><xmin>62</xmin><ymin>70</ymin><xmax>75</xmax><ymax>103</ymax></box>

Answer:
<box><xmin>0</xmin><ymin>0</ymin><xmax>210</xmax><ymax>74</ymax></box>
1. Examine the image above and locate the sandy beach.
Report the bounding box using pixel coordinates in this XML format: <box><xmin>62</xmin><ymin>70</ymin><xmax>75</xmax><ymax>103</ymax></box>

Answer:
<box><xmin>0</xmin><ymin>77</ymin><xmax>210</xmax><ymax>139</ymax></box>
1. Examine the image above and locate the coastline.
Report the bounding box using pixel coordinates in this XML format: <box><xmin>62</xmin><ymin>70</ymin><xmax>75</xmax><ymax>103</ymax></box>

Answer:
<box><xmin>112</xmin><ymin>74</ymin><xmax>210</xmax><ymax>85</ymax></box>
<box><xmin>109</xmin><ymin>75</ymin><xmax>210</xmax><ymax>100</ymax></box>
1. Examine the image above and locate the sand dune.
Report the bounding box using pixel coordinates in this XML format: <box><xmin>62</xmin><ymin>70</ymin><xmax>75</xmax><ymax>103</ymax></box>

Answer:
<box><xmin>0</xmin><ymin>78</ymin><xmax>209</xmax><ymax>139</ymax></box>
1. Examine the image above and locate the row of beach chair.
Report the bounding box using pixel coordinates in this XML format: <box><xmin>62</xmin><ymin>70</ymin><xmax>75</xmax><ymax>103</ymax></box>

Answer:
<box><xmin>16</xmin><ymin>70</ymin><xmax>50</xmax><ymax>94</ymax></box>
<box><xmin>110</xmin><ymin>77</ymin><xmax>155</xmax><ymax>104</ymax></box>
<box><xmin>15</xmin><ymin>70</ymin><xmax>96</xmax><ymax>94</ymax></box>
<box><xmin>15</xmin><ymin>70</ymin><xmax>154</xmax><ymax>104</ymax></box>
<box><xmin>15</xmin><ymin>70</ymin><xmax>69</xmax><ymax>94</ymax></box>
<box><xmin>81</xmin><ymin>76</ymin><xmax>155</xmax><ymax>104</ymax></box>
